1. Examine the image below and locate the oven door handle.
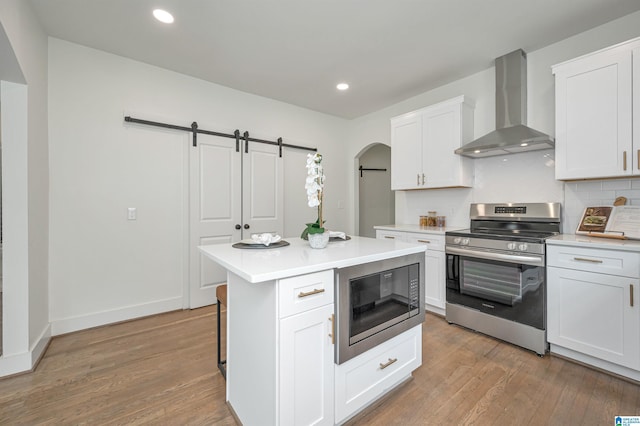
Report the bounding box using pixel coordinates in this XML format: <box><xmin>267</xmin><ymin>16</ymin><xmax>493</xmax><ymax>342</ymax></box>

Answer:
<box><xmin>445</xmin><ymin>247</ymin><xmax>544</xmax><ymax>267</ymax></box>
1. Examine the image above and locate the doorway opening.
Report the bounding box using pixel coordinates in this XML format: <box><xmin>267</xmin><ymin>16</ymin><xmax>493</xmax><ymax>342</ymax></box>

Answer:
<box><xmin>356</xmin><ymin>143</ymin><xmax>394</xmax><ymax>238</ymax></box>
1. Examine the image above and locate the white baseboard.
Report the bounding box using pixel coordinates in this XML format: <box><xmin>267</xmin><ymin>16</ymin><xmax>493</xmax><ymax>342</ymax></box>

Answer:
<box><xmin>550</xmin><ymin>344</ymin><xmax>640</xmax><ymax>382</ymax></box>
<box><xmin>0</xmin><ymin>323</ymin><xmax>51</xmax><ymax>377</ymax></box>
<box><xmin>0</xmin><ymin>351</ymin><xmax>32</xmax><ymax>377</ymax></box>
<box><xmin>50</xmin><ymin>297</ymin><xmax>183</xmax><ymax>336</ymax></box>
<box><xmin>31</xmin><ymin>323</ymin><xmax>51</xmax><ymax>365</ymax></box>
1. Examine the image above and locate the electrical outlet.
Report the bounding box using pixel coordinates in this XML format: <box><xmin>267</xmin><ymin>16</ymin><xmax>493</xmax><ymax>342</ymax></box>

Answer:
<box><xmin>127</xmin><ymin>207</ymin><xmax>137</xmax><ymax>220</ymax></box>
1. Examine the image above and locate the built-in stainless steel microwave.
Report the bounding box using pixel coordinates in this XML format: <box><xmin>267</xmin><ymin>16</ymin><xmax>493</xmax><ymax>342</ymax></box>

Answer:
<box><xmin>334</xmin><ymin>253</ymin><xmax>425</xmax><ymax>364</ymax></box>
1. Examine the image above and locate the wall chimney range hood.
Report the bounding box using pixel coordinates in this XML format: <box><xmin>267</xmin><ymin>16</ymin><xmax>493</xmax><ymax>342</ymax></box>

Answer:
<box><xmin>455</xmin><ymin>49</ymin><xmax>554</xmax><ymax>158</ymax></box>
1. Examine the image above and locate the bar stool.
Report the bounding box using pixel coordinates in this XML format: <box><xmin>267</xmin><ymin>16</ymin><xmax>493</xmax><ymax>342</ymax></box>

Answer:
<box><xmin>216</xmin><ymin>284</ymin><xmax>227</xmax><ymax>380</ymax></box>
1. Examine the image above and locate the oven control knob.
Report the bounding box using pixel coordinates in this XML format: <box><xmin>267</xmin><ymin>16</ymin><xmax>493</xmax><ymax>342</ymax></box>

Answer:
<box><xmin>518</xmin><ymin>243</ymin><xmax>528</xmax><ymax>251</ymax></box>
<box><xmin>461</xmin><ymin>238</ymin><xmax>470</xmax><ymax>246</ymax></box>
<box><xmin>507</xmin><ymin>242</ymin><xmax>516</xmax><ymax>250</ymax></box>
<box><xmin>453</xmin><ymin>237</ymin><xmax>461</xmax><ymax>244</ymax></box>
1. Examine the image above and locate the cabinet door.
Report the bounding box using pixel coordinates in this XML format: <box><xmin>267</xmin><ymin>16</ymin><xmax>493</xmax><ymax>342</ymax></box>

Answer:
<box><xmin>422</xmin><ymin>104</ymin><xmax>468</xmax><ymax>188</ymax></box>
<box><xmin>634</xmin><ymin>47</ymin><xmax>640</xmax><ymax>174</ymax></box>
<box><xmin>390</xmin><ymin>113</ymin><xmax>422</xmax><ymax>190</ymax></box>
<box><xmin>554</xmin><ymin>48</ymin><xmax>633</xmax><ymax>180</ymax></box>
<box><xmin>425</xmin><ymin>249</ymin><xmax>446</xmax><ymax>312</ymax></box>
<box><xmin>547</xmin><ymin>267</ymin><xmax>640</xmax><ymax>369</ymax></box>
<box><xmin>279</xmin><ymin>304</ymin><xmax>335</xmax><ymax>426</ymax></box>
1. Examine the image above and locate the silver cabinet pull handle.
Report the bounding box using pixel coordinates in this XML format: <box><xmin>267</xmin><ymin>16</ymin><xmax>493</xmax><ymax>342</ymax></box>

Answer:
<box><xmin>631</xmin><ymin>285</ymin><xmax>634</xmax><ymax>308</ymax></box>
<box><xmin>416</xmin><ymin>174</ymin><xmax>420</xmax><ymax>185</ymax></box>
<box><xmin>379</xmin><ymin>358</ymin><xmax>398</xmax><ymax>370</ymax></box>
<box><xmin>384</xmin><ymin>235</ymin><xmax>395</xmax><ymax>239</ymax></box>
<box><xmin>637</xmin><ymin>149</ymin><xmax>639</xmax><ymax>171</ymax></box>
<box><xmin>573</xmin><ymin>257</ymin><xmax>603</xmax><ymax>264</ymax></box>
<box><xmin>623</xmin><ymin>151</ymin><xmax>628</xmax><ymax>171</ymax></box>
<box><xmin>298</xmin><ymin>288</ymin><xmax>325</xmax><ymax>298</ymax></box>
<box><xmin>422</xmin><ymin>173</ymin><xmax>425</xmax><ymax>185</ymax></box>
<box><xmin>417</xmin><ymin>239</ymin><xmax>431</xmax><ymax>244</ymax></box>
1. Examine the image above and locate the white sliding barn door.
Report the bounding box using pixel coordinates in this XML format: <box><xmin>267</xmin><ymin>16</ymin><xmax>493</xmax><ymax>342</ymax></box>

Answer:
<box><xmin>242</xmin><ymin>141</ymin><xmax>284</xmax><ymax>237</ymax></box>
<box><xmin>189</xmin><ymin>134</ymin><xmax>283</xmax><ymax>308</ymax></box>
<box><xmin>189</xmin><ymin>134</ymin><xmax>241</xmax><ymax>308</ymax></box>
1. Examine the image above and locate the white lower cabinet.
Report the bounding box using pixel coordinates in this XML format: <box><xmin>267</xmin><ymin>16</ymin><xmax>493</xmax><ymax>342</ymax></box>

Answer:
<box><xmin>278</xmin><ymin>270</ymin><xmax>334</xmax><ymax>426</ymax></box>
<box><xmin>376</xmin><ymin>229</ymin><xmax>445</xmax><ymax>315</ymax></box>
<box><xmin>279</xmin><ymin>304</ymin><xmax>335</xmax><ymax>426</ymax></box>
<box><xmin>547</xmin><ymin>243</ymin><xmax>640</xmax><ymax>376</ymax></box>
<box><xmin>334</xmin><ymin>325</ymin><xmax>422</xmax><ymax>424</ymax></box>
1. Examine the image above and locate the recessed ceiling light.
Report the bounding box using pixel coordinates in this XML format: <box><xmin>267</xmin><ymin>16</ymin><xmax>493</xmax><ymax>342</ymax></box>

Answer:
<box><xmin>474</xmin><ymin>150</ymin><xmax>481</xmax><ymax>154</ymax></box>
<box><xmin>520</xmin><ymin>142</ymin><xmax>529</xmax><ymax>147</ymax></box>
<box><xmin>336</xmin><ymin>83</ymin><xmax>349</xmax><ymax>91</ymax></box>
<box><xmin>153</xmin><ymin>9</ymin><xmax>174</xmax><ymax>24</ymax></box>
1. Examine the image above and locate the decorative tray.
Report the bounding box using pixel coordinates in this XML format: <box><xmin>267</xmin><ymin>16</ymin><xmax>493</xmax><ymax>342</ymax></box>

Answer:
<box><xmin>232</xmin><ymin>240</ymin><xmax>290</xmax><ymax>249</ymax></box>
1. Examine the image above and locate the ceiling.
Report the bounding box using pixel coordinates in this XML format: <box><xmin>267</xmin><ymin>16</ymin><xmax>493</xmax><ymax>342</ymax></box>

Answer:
<box><xmin>29</xmin><ymin>0</ymin><xmax>640</xmax><ymax>119</ymax></box>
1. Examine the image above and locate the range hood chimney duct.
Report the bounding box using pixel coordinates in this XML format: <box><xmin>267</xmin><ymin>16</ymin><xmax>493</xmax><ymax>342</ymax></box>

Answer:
<box><xmin>455</xmin><ymin>49</ymin><xmax>554</xmax><ymax>158</ymax></box>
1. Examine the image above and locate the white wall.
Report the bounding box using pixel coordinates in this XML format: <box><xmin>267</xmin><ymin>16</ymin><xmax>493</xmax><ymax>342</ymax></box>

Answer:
<box><xmin>347</xmin><ymin>11</ymin><xmax>640</xmax><ymax>229</ymax></box>
<box><xmin>48</xmin><ymin>39</ymin><xmax>349</xmax><ymax>333</ymax></box>
<box><xmin>0</xmin><ymin>0</ymin><xmax>50</xmax><ymax>376</ymax></box>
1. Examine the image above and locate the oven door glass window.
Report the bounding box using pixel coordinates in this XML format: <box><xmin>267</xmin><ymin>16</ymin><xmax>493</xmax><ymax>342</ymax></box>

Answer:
<box><xmin>447</xmin><ymin>255</ymin><xmax>545</xmax><ymax>329</ymax></box>
<box><xmin>460</xmin><ymin>258</ymin><xmax>543</xmax><ymax>306</ymax></box>
<box><xmin>349</xmin><ymin>263</ymin><xmax>419</xmax><ymax>345</ymax></box>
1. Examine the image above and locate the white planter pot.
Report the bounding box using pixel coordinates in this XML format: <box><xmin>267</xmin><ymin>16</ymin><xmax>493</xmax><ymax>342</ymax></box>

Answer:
<box><xmin>308</xmin><ymin>232</ymin><xmax>330</xmax><ymax>249</ymax></box>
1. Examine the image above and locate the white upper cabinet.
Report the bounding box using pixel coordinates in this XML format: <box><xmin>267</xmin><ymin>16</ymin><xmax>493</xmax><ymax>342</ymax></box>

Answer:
<box><xmin>634</xmin><ymin>45</ymin><xmax>640</xmax><ymax>175</ymax></box>
<box><xmin>553</xmin><ymin>37</ymin><xmax>640</xmax><ymax>180</ymax></box>
<box><xmin>390</xmin><ymin>96</ymin><xmax>474</xmax><ymax>190</ymax></box>
<box><xmin>390</xmin><ymin>112</ymin><xmax>423</xmax><ymax>189</ymax></box>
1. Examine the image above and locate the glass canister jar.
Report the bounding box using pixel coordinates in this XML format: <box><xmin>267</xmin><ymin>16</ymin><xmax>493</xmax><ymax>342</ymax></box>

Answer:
<box><xmin>419</xmin><ymin>216</ymin><xmax>428</xmax><ymax>226</ymax></box>
<box><xmin>427</xmin><ymin>211</ymin><xmax>437</xmax><ymax>227</ymax></box>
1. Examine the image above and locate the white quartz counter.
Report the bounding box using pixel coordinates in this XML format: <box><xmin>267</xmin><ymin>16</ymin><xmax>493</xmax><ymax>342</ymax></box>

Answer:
<box><xmin>547</xmin><ymin>234</ymin><xmax>640</xmax><ymax>252</ymax></box>
<box><xmin>374</xmin><ymin>224</ymin><xmax>465</xmax><ymax>235</ymax></box>
<box><xmin>199</xmin><ymin>235</ymin><xmax>426</xmax><ymax>283</ymax></box>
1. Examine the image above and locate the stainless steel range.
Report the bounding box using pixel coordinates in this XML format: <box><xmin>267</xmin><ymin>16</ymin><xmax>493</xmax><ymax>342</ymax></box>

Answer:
<box><xmin>445</xmin><ymin>202</ymin><xmax>561</xmax><ymax>355</ymax></box>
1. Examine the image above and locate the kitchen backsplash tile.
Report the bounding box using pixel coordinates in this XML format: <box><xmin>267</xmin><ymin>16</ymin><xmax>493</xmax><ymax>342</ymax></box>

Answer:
<box><xmin>602</xmin><ymin>180</ymin><xmax>632</xmax><ymax>190</ymax></box>
<box><xmin>563</xmin><ymin>177</ymin><xmax>640</xmax><ymax>233</ymax></box>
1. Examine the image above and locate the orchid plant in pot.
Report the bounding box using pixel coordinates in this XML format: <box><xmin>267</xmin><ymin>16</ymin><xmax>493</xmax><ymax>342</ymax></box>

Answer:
<box><xmin>302</xmin><ymin>152</ymin><xmax>329</xmax><ymax>248</ymax></box>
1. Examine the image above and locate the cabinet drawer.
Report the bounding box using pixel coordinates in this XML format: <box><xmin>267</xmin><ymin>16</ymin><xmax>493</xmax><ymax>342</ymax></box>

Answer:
<box><xmin>278</xmin><ymin>270</ymin><xmax>334</xmax><ymax>318</ymax></box>
<box><xmin>405</xmin><ymin>233</ymin><xmax>444</xmax><ymax>251</ymax></box>
<box><xmin>335</xmin><ymin>326</ymin><xmax>422</xmax><ymax>423</ymax></box>
<box><xmin>375</xmin><ymin>230</ymin><xmax>406</xmax><ymax>241</ymax></box>
<box><xmin>547</xmin><ymin>245</ymin><xmax>640</xmax><ymax>278</ymax></box>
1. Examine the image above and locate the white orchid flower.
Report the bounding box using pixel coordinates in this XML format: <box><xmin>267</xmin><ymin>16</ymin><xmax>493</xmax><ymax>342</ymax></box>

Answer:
<box><xmin>304</xmin><ymin>152</ymin><xmax>325</xmax><ymax>231</ymax></box>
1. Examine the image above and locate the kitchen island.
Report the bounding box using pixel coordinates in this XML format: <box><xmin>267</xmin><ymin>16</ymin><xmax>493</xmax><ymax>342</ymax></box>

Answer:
<box><xmin>199</xmin><ymin>236</ymin><xmax>426</xmax><ymax>425</ymax></box>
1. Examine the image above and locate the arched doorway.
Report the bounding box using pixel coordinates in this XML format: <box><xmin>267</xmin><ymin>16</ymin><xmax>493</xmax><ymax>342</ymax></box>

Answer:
<box><xmin>356</xmin><ymin>143</ymin><xmax>394</xmax><ymax>237</ymax></box>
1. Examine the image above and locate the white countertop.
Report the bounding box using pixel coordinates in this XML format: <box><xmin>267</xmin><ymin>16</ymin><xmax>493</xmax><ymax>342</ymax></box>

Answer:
<box><xmin>374</xmin><ymin>224</ymin><xmax>465</xmax><ymax>235</ymax></box>
<box><xmin>547</xmin><ymin>234</ymin><xmax>640</xmax><ymax>252</ymax></box>
<box><xmin>199</xmin><ymin>236</ymin><xmax>426</xmax><ymax>283</ymax></box>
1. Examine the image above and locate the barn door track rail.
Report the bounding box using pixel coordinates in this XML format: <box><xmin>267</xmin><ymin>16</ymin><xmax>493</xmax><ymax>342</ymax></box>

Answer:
<box><xmin>124</xmin><ymin>115</ymin><xmax>317</xmax><ymax>156</ymax></box>
<box><xmin>359</xmin><ymin>165</ymin><xmax>387</xmax><ymax>177</ymax></box>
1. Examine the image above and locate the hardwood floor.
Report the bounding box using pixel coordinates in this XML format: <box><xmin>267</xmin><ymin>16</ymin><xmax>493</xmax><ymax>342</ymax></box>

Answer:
<box><xmin>1</xmin><ymin>309</ymin><xmax>638</xmax><ymax>425</ymax></box>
